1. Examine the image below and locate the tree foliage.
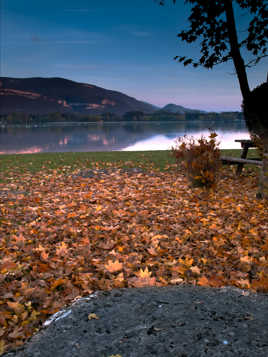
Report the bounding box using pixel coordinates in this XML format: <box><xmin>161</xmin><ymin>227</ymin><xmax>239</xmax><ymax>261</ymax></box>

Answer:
<box><xmin>158</xmin><ymin>0</ymin><xmax>267</xmax><ymax>69</ymax></box>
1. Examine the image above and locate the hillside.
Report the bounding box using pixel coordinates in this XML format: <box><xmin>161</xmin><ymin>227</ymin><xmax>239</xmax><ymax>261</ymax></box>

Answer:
<box><xmin>160</xmin><ymin>103</ymin><xmax>207</xmax><ymax>114</ymax></box>
<box><xmin>0</xmin><ymin>77</ymin><xmax>158</xmax><ymax>116</ymax></box>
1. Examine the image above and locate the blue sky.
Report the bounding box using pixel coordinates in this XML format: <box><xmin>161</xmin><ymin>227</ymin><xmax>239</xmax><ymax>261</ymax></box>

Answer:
<box><xmin>1</xmin><ymin>0</ymin><xmax>267</xmax><ymax>111</ymax></box>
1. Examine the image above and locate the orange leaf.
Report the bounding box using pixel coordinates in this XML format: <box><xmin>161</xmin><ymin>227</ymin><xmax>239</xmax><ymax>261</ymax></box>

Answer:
<box><xmin>129</xmin><ymin>276</ymin><xmax>157</xmax><ymax>288</ymax></box>
<box><xmin>7</xmin><ymin>301</ymin><xmax>25</xmax><ymax>314</ymax></box>
<box><xmin>56</xmin><ymin>242</ymin><xmax>68</xmax><ymax>256</ymax></box>
<box><xmin>51</xmin><ymin>278</ymin><xmax>67</xmax><ymax>290</ymax></box>
<box><xmin>171</xmin><ymin>265</ymin><xmax>187</xmax><ymax>275</ymax></box>
<box><xmin>197</xmin><ymin>276</ymin><xmax>209</xmax><ymax>287</ymax></box>
<box><xmin>104</xmin><ymin>260</ymin><xmax>123</xmax><ymax>273</ymax></box>
<box><xmin>190</xmin><ymin>266</ymin><xmax>201</xmax><ymax>275</ymax></box>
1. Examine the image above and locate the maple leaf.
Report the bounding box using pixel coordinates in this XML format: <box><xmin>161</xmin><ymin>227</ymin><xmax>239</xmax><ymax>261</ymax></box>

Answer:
<box><xmin>55</xmin><ymin>242</ymin><xmax>68</xmax><ymax>256</ymax></box>
<box><xmin>129</xmin><ymin>275</ymin><xmax>157</xmax><ymax>288</ymax></box>
<box><xmin>170</xmin><ymin>278</ymin><xmax>184</xmax><ymax>285</ymax></box>
<box><xmin>7</xmin><ymin>301</ymin><xmax>25</xmax><ymax>314</ymax></box>
<box><xmin>40</xmin><ymin>251</ymin><xmax>49</xmax><ymax>261</ymax></box>
<box><xmin>236</xmin><ymin>279</ymin><xmax>250</xmax><ymax>289</ymax></box>
<box><xmin>8</xmin><ymin>326</ymin><xmax>24</xmax><ymax>340</ymax></box>
<box><xmin>0</xmin><ymin>340</ymin><xmax>5</xmax><ymax>355</ymax></box>
<box><xmin>171</xmin><ymin>265</ymin><xmax>187</xmax><ymax>275</ymax></box>
<box><xmin>147</xmin><ymin>247</ymin><xmax>158</xmax><ymax>256</ymax></box>
<box><xmin>34</xmin><ymin>244</ymin><xmax>46</xmax><ymax>253</ymax></box>
<box><xmin>88</xmin><ymin>313</ymin><xmax>99</xmax><ymax>320</ymax></box>
<box><xmin>190</xmin><ymin>266</ymin><xmax>201</xmax><ymax>275</ymax></box>
<box><xmin>240</xmin><ymin>255</ymin><xmax>253</xmax><ymax>264</ymax></box>
<box><xmin>50</xmin><ymin>278</ymin><xmax>67</xmax><ymax>290</ymax></box>
<box><xmin>104</xmin><ymin>260</ymin><xmax>123</xmax><ymax>273</ymax></box>
<box><xmin>135</xmin><ymin>267</ymin><xmax>152</xmax><ymax>278</ymax></box>
<box><xmin>197</xmin><ymin>276</ymin><xmax>209</xmax><ymax>287</ymax></box>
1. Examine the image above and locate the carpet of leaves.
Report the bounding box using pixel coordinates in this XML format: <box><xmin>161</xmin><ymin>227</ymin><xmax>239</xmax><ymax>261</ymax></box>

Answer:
<box><xmin>0</xmin><ymin>164</ymin><xmax>267</xmax><ymax>354</ymax></box>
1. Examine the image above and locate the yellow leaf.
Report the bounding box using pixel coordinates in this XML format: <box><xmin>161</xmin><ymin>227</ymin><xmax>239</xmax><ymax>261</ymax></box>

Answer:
<box><xmin>201</xmin><ymin>258</ymin><xmax>207</xmax><ymax>265</ymax></box>
<box><xmin>88</xmin><ymin>313</ymin><xmax>99</xmax><ymax>320</ymax></box>
<box><xmin>0</xmin><ymin>340</ymin><xmax>6</xmax><ymax>355</ymax></box>
<box><xmin>135</xmin><ymin>267</ymin><xmax>151</xmax><ymax>278</ymax></box>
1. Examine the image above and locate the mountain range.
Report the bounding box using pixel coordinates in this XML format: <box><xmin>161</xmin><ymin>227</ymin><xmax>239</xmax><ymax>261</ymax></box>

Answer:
<box><xmin>0</xmin><ymin>77</ymin><xmax>208</xmax><ymax>116</ymax></box>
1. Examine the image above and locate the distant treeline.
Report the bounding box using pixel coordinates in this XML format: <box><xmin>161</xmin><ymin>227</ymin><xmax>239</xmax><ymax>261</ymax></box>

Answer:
<box><xmin>0</xmin><ymin>110</ymin><xmax>244</xmax><ymax>125</ymax></box>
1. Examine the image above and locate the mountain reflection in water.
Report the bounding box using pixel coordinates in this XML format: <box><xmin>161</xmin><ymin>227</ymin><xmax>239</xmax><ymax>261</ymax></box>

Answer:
<box><xmin>0</xmin><ymin>120</ymin><xmax>250</xmax><ymax>154</ymax></box>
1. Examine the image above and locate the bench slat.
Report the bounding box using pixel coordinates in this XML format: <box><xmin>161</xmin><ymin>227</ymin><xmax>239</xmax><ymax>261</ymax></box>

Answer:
<box><xmin>220</xmin><ymin>156</ymin><xmax>263</xmax><ymax>166</ymax></box>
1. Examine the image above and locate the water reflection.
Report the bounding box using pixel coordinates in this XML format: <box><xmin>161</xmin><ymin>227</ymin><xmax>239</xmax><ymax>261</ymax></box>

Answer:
<box><xmin>123</xmin><ymin>130</ymin><xmax>250</xmax><ymax>150</ymax></box>
<box><xmin>0</xmin><ymin>120</ymin><xmax>249</xmax><ymax>154</ymax></box>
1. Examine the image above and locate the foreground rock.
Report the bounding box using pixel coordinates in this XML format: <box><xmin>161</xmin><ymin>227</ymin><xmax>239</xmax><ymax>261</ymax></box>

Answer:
<box><xmin>4</xmin><ymin>285</ymin><xmax>268</xmax><ymax>357</ymax></box>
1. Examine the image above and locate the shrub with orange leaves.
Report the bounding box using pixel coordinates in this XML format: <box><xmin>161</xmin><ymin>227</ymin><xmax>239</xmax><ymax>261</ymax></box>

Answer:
<box><xmin>250</xmin><ymin>133</ymin><xmax>264</xmax><ymax>159</ymax></box>
<box><xmin>171</xmin><ymin>131</ymin><xmax>222</xmax><ymax>188</ymax></box>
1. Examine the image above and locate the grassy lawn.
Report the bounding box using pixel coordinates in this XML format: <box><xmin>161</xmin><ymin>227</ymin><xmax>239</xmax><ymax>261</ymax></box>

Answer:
<box><xmin>0</xmin><ymin>149</ymin><xmax>267</xmax><ymax>354</ymax></box>
<box><xmin>0</xmin><ymin>149</ymin><xmax>261</xmax><ymax>181</ymax></box>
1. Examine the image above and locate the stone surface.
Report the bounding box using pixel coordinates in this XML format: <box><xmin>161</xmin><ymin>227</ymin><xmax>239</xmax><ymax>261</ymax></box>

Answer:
<box><xmin>3</xmin><ymin>285</ymin><xmax>268</xmax><ymax>357</ymax></box>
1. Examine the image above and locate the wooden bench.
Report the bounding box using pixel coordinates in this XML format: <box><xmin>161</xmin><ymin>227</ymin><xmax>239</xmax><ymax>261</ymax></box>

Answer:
<box><xmin>220</xmin><ymin>139</ymin><xmax>262</xmax><ymax>175</ymax></box>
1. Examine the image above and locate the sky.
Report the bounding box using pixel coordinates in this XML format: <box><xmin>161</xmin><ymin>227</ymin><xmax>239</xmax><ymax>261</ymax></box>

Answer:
<box><xmin>1</xmin><ymin>0</ymin><xmax>267</xmax><ymax>112</ymax></box>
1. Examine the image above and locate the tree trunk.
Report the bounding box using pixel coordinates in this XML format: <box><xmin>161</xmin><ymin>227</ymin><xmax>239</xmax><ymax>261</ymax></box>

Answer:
<box><xmin>258</xmin><ymin>152</ymin><xmax>268</xmax><ymax>199</ymax></box>
<box><xmin>224</xmin><ymin>0</ymin><xmax>268</xmax><ymax>199</ymax></box>
<box><xmin>243</xmin><ymin>109</ymin><xmax>268</xmax><ymax>199</ymax></box>
<box><xmin>223</xmin><ymin>0</ymin><xmax>251</xmax><ymax>100</ymax></box>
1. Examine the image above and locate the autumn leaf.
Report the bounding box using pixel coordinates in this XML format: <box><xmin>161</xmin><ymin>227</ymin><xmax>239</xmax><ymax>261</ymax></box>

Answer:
<box><xmin>7</xmin><ymin>302</ymin><xmax>25</xmax><ymax>315</ymax></box>
<box><xmin>104</xmin><ymin>260</ymin><xmax>123</xmax><ymax>273</ymax></box>
<box><xmin>55</xmin><ymin>242</ymin><xmax>68</xmax><ymax>256</ymax></box>
<box><xmin>129</xmin><ymin>275</ymin><xmax>157</xmax><ymax>288</ymax></box>
<box><xmin>197</xmin><ymin>276</ymin><xmax>209</xmax><ymax>287</ymax></box>
<box><xmin>8</xmin><ymin>327</ymin><xmax>24</xmax><ymax>339</ymax></box>
<box><xmin>190</xmin><ymin>266</ymin><xmax>201</xmax><ymax>275</ymax></box>
<box><xmin>135</xmin><ymin>267</ymin><xmax>152</xmax><ymax>278</ymax></box>
<box><xmin>0</xmin><ymin>340</ymin><xmax>5</xmax><ymax>355</ymax></box>
<box><xmin>170</xmin><ymin>278</ymin><xmax>184</xmax><ymax>285</ymax></box>
<box><xmin>50</xmin><ymin>278</ymin><xmax>67</xmax><ymax>291</ymax></box>
<box><xmin>240</xmin><ymin>255</ymin><xmax>253</xmax><ymax>264</ymax></box>
<box><xmin>147</xmin><ymin>247</ymin><xmax>158</xmax><ymax>256</ymax></box>
<box><xmin>88</xmin><ymin>313</ymin><xmax>99</xmax><ymax>320</ymax></box>
<box><xmin>236</xmin><ymin>279</ymin><xmax>250</xmax><ymax>289</ymax></box>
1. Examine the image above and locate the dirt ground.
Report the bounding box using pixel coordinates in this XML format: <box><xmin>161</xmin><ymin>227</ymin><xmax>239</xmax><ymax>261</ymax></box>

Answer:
<box><xmin>3</xmin><ymin>284</ymin><xmax>268</xmax><ymax>357</ymax></box>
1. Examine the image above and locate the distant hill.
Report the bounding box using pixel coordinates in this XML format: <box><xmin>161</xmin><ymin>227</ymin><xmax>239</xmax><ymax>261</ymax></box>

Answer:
<box><xmin>0</xmin><ymin>77</ymin><xmax>158</xmax><ymax>116</ymax></box>
<box><xmin>160</xmin><ymin>103</ymin><xmax>207</xmax><ymax>114</ymax></box>
<box><xmin>0</xmin><ymin>77</ymin><xmax>242</xmax><ymax>121</ymax></box>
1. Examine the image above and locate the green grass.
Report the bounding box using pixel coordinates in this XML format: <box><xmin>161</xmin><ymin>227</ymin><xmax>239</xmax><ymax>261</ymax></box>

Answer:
<box><xmin>0</xmin><ymin>149</ymin><xmax>261</xmax><ymax>182</ymax></box>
